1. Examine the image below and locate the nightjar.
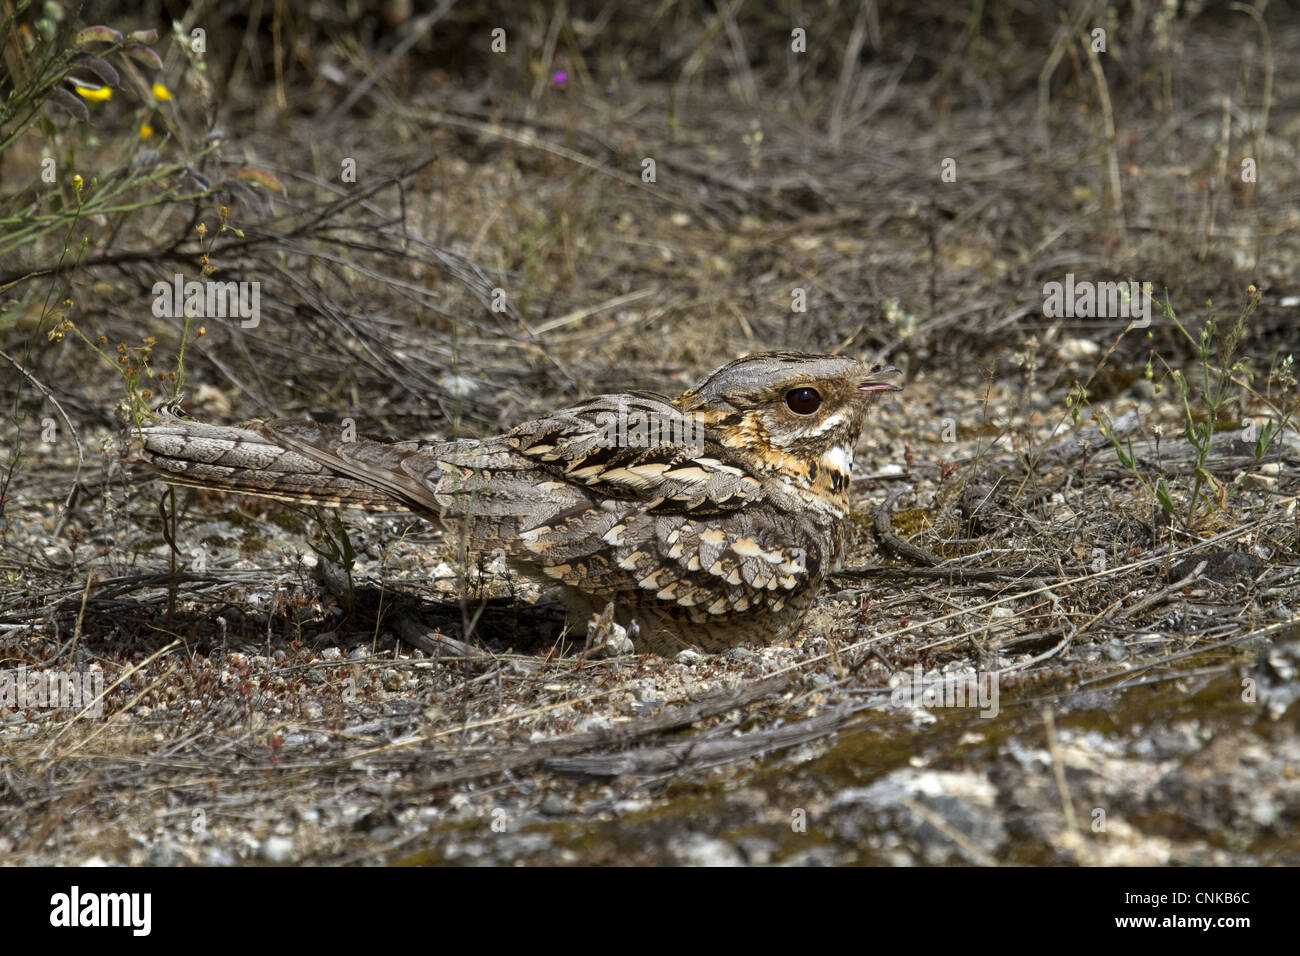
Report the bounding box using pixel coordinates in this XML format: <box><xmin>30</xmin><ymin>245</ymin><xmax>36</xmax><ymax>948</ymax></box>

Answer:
<box><xmin>134</xmin><ymin>351</ymin><xmax>901</xmax><ymax>653</ymax></box>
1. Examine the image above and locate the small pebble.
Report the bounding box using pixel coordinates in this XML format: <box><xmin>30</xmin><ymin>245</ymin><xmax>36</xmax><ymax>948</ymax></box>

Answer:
<box><xmin>259</xmin><ymin>836</ymin><xmax>294</xmax><ymax>863</ymax></box>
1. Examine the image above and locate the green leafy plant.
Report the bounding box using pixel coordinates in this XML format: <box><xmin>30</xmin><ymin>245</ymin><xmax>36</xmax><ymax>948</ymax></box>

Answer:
<box><xmin>310</xmin><ymin>512</ymin><xmax>358</xmax><ymax>613</ymax></box>
<box><xmin>1070</xmin><ymin>286</ymin><xmax>1297</xmax><ymax>530</ymax></box>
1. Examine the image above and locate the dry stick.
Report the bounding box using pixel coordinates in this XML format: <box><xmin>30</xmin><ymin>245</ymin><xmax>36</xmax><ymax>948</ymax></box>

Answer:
<box><xmin>929</xmin><ymin>587</ymin><xmax>1117</xmax><ymax>663</ymax></box>
<box><xmin>526</xmin><ymin>0</ymin><xmax>566</xmax><ymax>114</ymax></box>
<box><xmin>70</xmin><ymin>566</ymin><xmax>94</xmax><ymax>656</ymax></box>
<box><xmin>900</xmin><ymin>796</ymin><xmax>1000</xmax><ymax>867</ymax></box>
<box><xmin>1082</xmin><ymin>34</ymin><xmax>1126</xmax><ymax>247</ymax></box>
<box><xmin>552</xmin><ymin>701</ymin><xmax>878</xmax><ymax>781</ymax></box>
<box><xmin>671</xmin><ymin>0</ymin><xmax>735</xmax><ymax>127</ymax></box>
<box><xmin>1034</xmin><ymin>12</ymin><xmax>1066</xmax><ymax>135</ymax></box>
<box><xmin>994</xmin><ymin>598</ymin><xmax>1121</xmax><ymax>674</ymax></box>
<box><xmin>44</xmin><ymin>665</ymin><xmax>181</xmax><ymax>767</ymax></box>
<box><xmin>7</xmin><ymin>569</ymin><xmax>243</xmax><ymax>617</ymax></box>
<box><xmin>39</xmin><ymin>639</ymin><xmax>182</xmax><ymax>763</ymax></box>
<box><xmin>1114</xmin><ymin>560</ymin><xmax>1206</xmax><ymax>621</ymax></box>
<box><xmin>532</xmin><ymin>287</ymin><xmax>660</xmax><ymax>335</ymax></box>
<box><xmin>0</xmin><ymin>348</ymin><xmax>84</xmax><ymax>540</ymax></box>
<box><xmin>1230</xmin><ymin>373</ymin><xmax>1300</xmax><ymax>442</ymax></box>
<box><xmin>1078</xmin><ymin>617</ymin><xmax>1295</xmax><ymax>691</ymax></box>
<box><xmin>1231</xmin><ymin>2</ymin><xmax>1275</xmax><ymax>265</ymax></box>
<box><xmin>1042</xmin><ymin>706</ymin><xmax>1091</xmax><ymax>865</ymax></box>
<box><xmin>834</xmin><ymin>565</ymin><xmax>1058</xmax><ymax>583</ymax></box>
<box><xmin>719</xmin><ymin>0</ymin><xmax>759</xmax><ymax>109</ymax></box>
<box><xmin>872</xmin><ymin>487</ymin><xmax>942</xmax><ymax>567</ymax></box>
<box><xmin>982</xmin><ymin>574</ymin><xmax>1149</xmax><ymax>658</ymax></box>
<box><xmin>1231</xmin><ymin>3</ymin><xmax>1274</xmax><ymax>139</ymax></box>
<box><xmin>1200</xmin><ymin>94</ymin><xmax>1233</xmax><ymax>261</ymax></box>
<box><xmin>323</xmin><ymin>0</ymin><xmax>458</xmax><ymax>129</ymax></box>
<box><xmin>393</xmin><ymin>611</ymin><xmax>487</xmax><ymax>660</ymax></box>
<box><xmin>828</xmin><ymin>0</ymin><xmax>869</xmax><ymax>146</ymax></box>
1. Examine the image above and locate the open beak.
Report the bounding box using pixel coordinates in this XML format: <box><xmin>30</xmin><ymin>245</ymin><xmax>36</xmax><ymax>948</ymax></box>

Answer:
<box><xmin>858</xmin><ymin>364</ymin><xmax>902</xmax><ymax>393</ymax></box>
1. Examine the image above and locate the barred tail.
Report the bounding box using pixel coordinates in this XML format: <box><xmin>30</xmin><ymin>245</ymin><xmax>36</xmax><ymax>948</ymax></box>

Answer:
<box><xmin>135</xmin><ymin>413</ymin><xmax>555</xmax><ymax>523</ymax></box>
<box><xmin>135</xmin><ymin>418</ymin><xmax>407</xmax><ymax>511</ymax></box>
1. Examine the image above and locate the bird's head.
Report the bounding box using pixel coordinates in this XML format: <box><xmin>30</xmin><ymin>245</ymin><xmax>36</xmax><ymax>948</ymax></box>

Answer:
<box><xmin>675</xmin><ymin>351</ymin><xmax>901</xmax><ymax>515</ymax></box>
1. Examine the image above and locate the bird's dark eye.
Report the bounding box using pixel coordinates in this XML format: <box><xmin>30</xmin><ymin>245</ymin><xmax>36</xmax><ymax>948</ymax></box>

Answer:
<box><xmin>785</xmin><ymin>387</ymin><xmax>822</xmax><ymax>415</ymax></box>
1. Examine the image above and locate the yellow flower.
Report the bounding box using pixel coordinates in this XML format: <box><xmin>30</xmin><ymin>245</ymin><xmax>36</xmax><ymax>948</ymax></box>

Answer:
<box><xmin>152</xmin><ymin>82</ymin><xmax>172</xmax><ymax>101</ymax></box>
<box><xmin>74</xmin><ymin>84</ymin><xmax>112</xmax><ymax>102</ymax></box>
<box><xmin>140</xmin><ymin>123</ymin><xmax>154</xmax><ymax>139</ymax></box>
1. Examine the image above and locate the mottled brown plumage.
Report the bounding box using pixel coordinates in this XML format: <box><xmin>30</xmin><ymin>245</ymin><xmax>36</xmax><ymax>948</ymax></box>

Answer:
<box><xmin>133</xmin><ymin>351</ymin><xmax>900</xmax><ymax>653</ymax></box>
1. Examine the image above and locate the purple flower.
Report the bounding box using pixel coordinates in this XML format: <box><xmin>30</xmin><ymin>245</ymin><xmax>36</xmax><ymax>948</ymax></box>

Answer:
<box><xmin>552</xmin><ymin>70</ymin><xmax>567</xmax><ymax>87</ymax></box>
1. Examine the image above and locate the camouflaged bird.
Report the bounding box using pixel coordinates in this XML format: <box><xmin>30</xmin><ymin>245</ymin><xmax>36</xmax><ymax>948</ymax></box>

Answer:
<box><xmin>134</xmin><ymin>352</ymin><xmax>901</xmax><ymax>653</ymax></box>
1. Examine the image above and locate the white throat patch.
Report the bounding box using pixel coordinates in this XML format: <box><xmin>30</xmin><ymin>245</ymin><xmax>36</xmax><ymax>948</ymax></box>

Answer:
<box><xmin>820</xmin><ymin>444</ymin><xmax>853</xmax><ymax>475</ymax></box>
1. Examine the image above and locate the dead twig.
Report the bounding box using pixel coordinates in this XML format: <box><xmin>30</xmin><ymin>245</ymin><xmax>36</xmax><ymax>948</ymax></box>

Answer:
<box><xmin>1114</xmin><ymin>560</ymin><xmax>1206</xmax><ymax>621</ymax></box>
<box><xmin>0</xmin><ymin>348</ymin><xmax>85</xmax><ymax>540</ymax></box>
